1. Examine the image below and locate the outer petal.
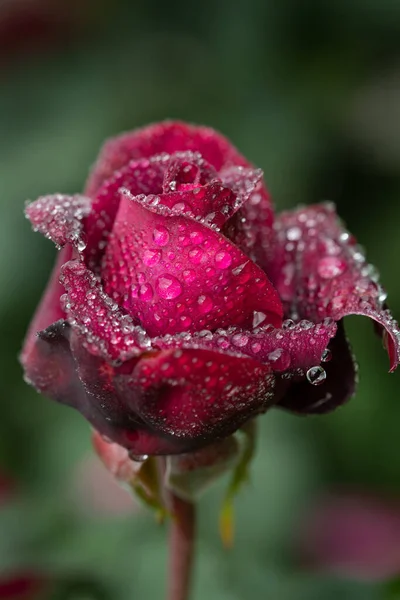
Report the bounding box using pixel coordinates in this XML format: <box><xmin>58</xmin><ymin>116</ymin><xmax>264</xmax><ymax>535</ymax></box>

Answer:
<box><xmin>25</xmin><ymin>193</ymin><xmax>91</xmax><ymax>250</ymax></box>
<box><xmin>267</xmin><ymin>203</ymin><xmax>400</xmax><ymax>371</ymax></box>
<box><xmin>85</xmin><ymin>120</ymin><xmax>250</xmax><ymax>196</ymax></box>
<box><xmin>154</xmin><ymin>318</ymin><xmax>337</xmax><ymax>374</ymax></box>
<box><xmin>114</xmin><ymin>348</ymin><xmax>275</xmax><ymax>449</ymax></box>
<box><xmin>101</xmin><ymin>191</ymin><xmax>283</xmax><ymax>336</ymax></box>
<box><xmin>60</xmin><ymin>260</ymin><xmax>151</xmax><ymax>362</ymax></box>
<box><xmin>20</xmin><ymin>245</ymin><xmax>71</xmax><ymax>364</ymax></box>
<box><xmin>278</xmin><ymin>322</ymin><xmax>357</xmax><ymax>414</ymax></box>
<box><xmin>22</xmin><ymin>320</ymin><xmax>183</xmax><ymax>455</ymax></box>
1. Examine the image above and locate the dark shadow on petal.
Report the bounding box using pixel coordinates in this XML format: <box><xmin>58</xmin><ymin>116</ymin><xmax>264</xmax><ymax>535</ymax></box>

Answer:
<box><xmin>277</xmin><ymin>322</ymin><xmax>357</xmax><ymax>414</ymax></box>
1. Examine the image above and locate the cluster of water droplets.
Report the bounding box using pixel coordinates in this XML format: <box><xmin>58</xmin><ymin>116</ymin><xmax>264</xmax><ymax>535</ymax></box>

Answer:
<box><xmin>153</xmin><ymin>317</ymin><xmax>336</xmax><ymax>385</ymax></box>
<box><xmin>271</xmin><ymin>202</ymin><xmax>400</xmax><ymax>367</ymax></box>
<box><xmin>59</xmin><ymin>261</ymin><xmax>151</xmax><ymax>363</ymax></box>
<box><xmin>25</xmin><ymin>194</ymin><xmax>91</xmax><ymax>252</ymax></box>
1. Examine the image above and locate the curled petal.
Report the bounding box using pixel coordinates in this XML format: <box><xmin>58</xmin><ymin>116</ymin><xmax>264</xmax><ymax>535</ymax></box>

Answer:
<box><xmin>25</xmin><ymin>193</ymin><xmax>91</xmax><ymax>250</ymax></box>
<box><xmin>21</xmin><ymin>245</ymin><xmax>71</xmax><ymax>363</ymax></box>
<box><xmin>22</xmin><ymin>320</ymin><xmax>183</xmax><ymax>455</ymax></box>
<box><xmin>101</xmin><ymin>191</ymin><xmax>283</xmax><ymax>336</ymax></box>
<box><xmin>114</xmin><ymin>348</ymin><xmax>275</xmax><ymax>449</ymax></box>
<box><xmin>84</xmin><ymin>155</ymin><xmax>166</xmax><ymax>271</ymax></box>
<box><xmin>267</xmin><ymin>203</ymin><xmax>400</xmax><ymax>371</ymax></box>
<box><xmin>85</xmin><ymin>120</ymin><xmax>250</xmax><ymax>196</ymax></box>
<box><xmin>60</xmin><ymin>260</ymin><xmax>151</xmax><ymax>362</ymax></box>
<box><xmin>278</xmin><ymin>322</ymin><xmax>357</xmax><ymax>414</ymax></box>
<box><xmin>154</xmin><ymin>318</ymin><xmax>337</xmax><ymax>374</ymax></box>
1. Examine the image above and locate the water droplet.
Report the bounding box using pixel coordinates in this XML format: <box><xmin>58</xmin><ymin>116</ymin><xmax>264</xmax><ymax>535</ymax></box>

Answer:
<box><xmin>188</xmin><ymin>247</ymin><xmax>204</xmax><ymax>264</ymax></box>
<box><xmin>197</xmin><ymin>295</ymin><xmax>213</xmax><ymax>314</ymax></box>
<box><xmin>321</xmin><ymin>348</ymin><xmax>332</xmax><ymax>362</ymax></box>
<box><xmin>153</xmin><ymin>225</ymin><xmax>170</xmax><ymax>246</ymax></box>
<box><xmin>156</xmin><ymin>275</ymin><xmax>183</xmax><ymax>299</ymax></box>
<box><xmin>182</xmin><ymin>269</ymin><xmax>196</xmax><ymax>283</ymax></box>
<box><xmin>252</xmin><ymin>311</ymin><xmax>267</xmax><ymax>328</ymax></box>
<box><xmin>232</xmin><ymin>333</ymin><xmax>249</xmax><ymax>347</ymax></box>
<box><xmin>77</xmin><ymin>238</ymin><xmax>87</xmax><ymax>252</ymax></box>
<box><xmin>215</xmin><ymin>250</ymin><xmax>232</xmax><ymax>269</ymax></box>
<box><xmin>129</xmin><ymin>453</ymin><xmax>149</xmax><ymax>462</ymax></box>
<box><xmin>306</xmin><ymin>366</ymin><xmax>326</xmax><ymax>385</ymax></box>
<box><xmin>139</xmin><ymin>283</ymin><xmax>154</xmax><ymax>301</ymax></box>
<box><xmin>143</xmin><ymin>249</ymin><xmax>161</xmax><ymax>266</ymax></box>
<box><xmin>286</xmin><ymin>226</ymin><xmax>302</xmax><ymax>241</ymax></box>
<box><xmin>317</xmin><ymin>256</ymin><xmax>346</xmax><ymax>279</ymax></box>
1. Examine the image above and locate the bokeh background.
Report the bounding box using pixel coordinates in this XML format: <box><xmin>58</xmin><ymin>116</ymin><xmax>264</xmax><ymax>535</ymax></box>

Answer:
<box><xmin>1</xmin><ymin>0</ymin><xmax>400</xmax><ymax>598</ymax></box>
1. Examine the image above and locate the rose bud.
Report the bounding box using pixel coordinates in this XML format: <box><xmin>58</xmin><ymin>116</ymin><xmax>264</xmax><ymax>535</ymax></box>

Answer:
<box><xmin>21</xmin><ymin>121</ymin><xmax>400</xmax><ymax>458</ymax></box>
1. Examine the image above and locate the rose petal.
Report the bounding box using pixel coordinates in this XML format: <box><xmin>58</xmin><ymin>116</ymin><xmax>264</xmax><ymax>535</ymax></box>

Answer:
<box><xmin>114</xmin><ymin>348</ymin><xmax>275</xmax><ymax>449</ymax></box>
<box><xmin>101</xmin><ymin>191</ymin><xmax>283</xmax><ymax>336</ymax></box>
<box><xmin>154</xmin><ymin>318</ymin><xmax>337</xmax><ymax>374</ymax></box>
<box><xmin>20</xmin><ymin>245</ymin><xmax>71</xmax><ymax>363</ymax></box>
<box><xmin>22</xmin><ymin>320</ymin><xmax>181</xmax><ymax>455</ymax></box>
<box><xmin>85</xmin><ymin>152</ymin><xmax>263</xmax><ymax>271</ymax></box>
<box><xmin>84</xmin><ymin>155</ymin><xmax>166</xmax><ymax>271</ymax></box>
<box><xmin>25</xmin><ymin>193</ymin><xmax>91</xmax><ymax>250</ymax></box>
<box><xmin>60</xmin><ymin>260</ymin><xmax>151</xmax><ymax>362</ymax></box>
<box><xmin>85</xmin><ymin>120</ymin><xmax>250</xmax><ymax>196</ymax></box>
<box><xmin>162</xmin><ymin>150</ymin><xmax>218</xmax><ymax>192</ymax></box>
<box><xmin>223</xmin><ymin>179</ymin><xmax>274</xmax><ymax>261</ymax></box>
<box><xmin>21</xmin><ymin>320</ymin><xmax>85</xmax><ymax>409</ymax></box>
<box><xmin>278</xmin><ymin>322</ymin><xmax>357</xmax><ymax>414</ymax></box>
<box><xmin>266</xmin><ymin>203</ymin><xmax>400</xmax><ymax>371</ymax></box>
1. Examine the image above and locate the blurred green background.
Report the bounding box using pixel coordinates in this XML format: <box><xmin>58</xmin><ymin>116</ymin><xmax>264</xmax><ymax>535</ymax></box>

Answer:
<box><xmin>1</xmin><ymin>0</ymin><xmax>400</xmax><ymax>598</ymax></box>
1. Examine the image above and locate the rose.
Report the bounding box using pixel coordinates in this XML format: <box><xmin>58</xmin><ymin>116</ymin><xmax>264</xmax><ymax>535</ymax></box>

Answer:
<box><xmin>21</xmin><ymin>121</ymin><xmax>400</xmax><ymax>457</ymax></box>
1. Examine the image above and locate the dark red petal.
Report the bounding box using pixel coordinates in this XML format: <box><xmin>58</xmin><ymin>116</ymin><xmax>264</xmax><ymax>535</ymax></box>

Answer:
<box><xmin>223</xmin><ymin>179</ymin><xmax>274</xmax><ymax>262</ymax></box>
<box><xmin>267</xmin><ymin>203</ymin><xmax>400</xmax><ymax>372</ymax></box>
<box><xmin>25</xmin><ymin>194</ymin><xmax>91</xmax><ymax>250</ymax></box>
<box><xmin>114</xmin><ymin>348</ymin><xmax>275</xmax><ymax>448</ymax></box>
<box><xmin>154</xmin><ymin>318</ymin><xmax>337</xmax><ymax>374</ymax></box>
<box><xmin>60</xmin><ymin>260</ymin><xmax>151</xmax><ymax>362</ymax></box>
<box><xmin>21</xmin><ymin>320</ymin><xmax>84</xmax><ymax>408</ymax></box>
<box><xmin>69</xmin><ymin>336</ymin><xmax>195</xmax><ymax>455</ymax></box>
<box><xmin>162</xmin><ymin>150</ymin><xmax>218</xmax><ymax>192</ymax></box>
<box><xmin>101</xmin><ymin>192</ymin><xmax>283</xmax><ymax>336</ymax></box>
<box><xmin>85</xmin><ymin>120</ymin><xmax>250</xmax><ymax>197</ymax></box>
<box><xmin>20</xmin><ymin>245</ymin><xmax>71</xmax><ymax>364</ymax></box>
<box><xmin>278</xmin><ymin>322</ymin><xmax>357</xmax><ymax>414</ymax></box>
<box><xmin>22</xmin><ymin>320</ymin><xmax>182</xmax><ymax>455</ymax></box>
<box><xmin>84</xmin><ymin>155</ymin><xmax>166</xmax><ymax>271</ymax></box>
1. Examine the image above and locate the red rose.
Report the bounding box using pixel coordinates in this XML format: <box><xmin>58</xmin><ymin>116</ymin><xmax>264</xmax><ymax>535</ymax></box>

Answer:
<box><xmin>21</xmin><ymin>121</ymin><xmax>400</xmax><ymax>456</ymax></box>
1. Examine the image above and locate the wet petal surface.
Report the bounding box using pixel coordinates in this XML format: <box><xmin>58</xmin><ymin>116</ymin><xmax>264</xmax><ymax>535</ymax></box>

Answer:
<box><xmin>60</xmin><ymin>260</ymin><xmax>151</xmax><ymax>362</ymax></box>
<box><xmin>101</xmin><ymin>191</ymin><xmax>283</xmax><ymax>336</ymax></box>
<box><xmin>154</xmin><ymin>318</ymin><xmax>337</xmax><ymax>374</ymax></box>
<box><xmin>278</xmin><ymin>322</ymin><xmax>357</xmax><ymax>414</ymax></box>
<box><xmin>25</xmin><ymin>193</ymin><xmax>91</xmax><ymax>250</ymax></box>
<box><xmin>266</xmin><ymin>203</ymin><xmax>400</xmax><ymax>371</ymax></box>
<box><xmin>115</xmin><ymin>348</ymin><xmax>275</xmax><ymax>448</ymax></box>
<box><xmin>85</xmin><ymin>120</ymin><xmax>250</xmax><ymax>196</ymax></box>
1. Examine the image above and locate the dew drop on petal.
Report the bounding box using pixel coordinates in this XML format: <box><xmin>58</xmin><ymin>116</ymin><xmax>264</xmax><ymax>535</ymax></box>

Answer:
<box><xmin>321</xmin><ymin>348</ymin><xmax>332</xmax><ymax>362</ymax></box>
<box><xmin>197</xmin><ymin>295</ymin><xmax>213</xmax><ymax>314</ymax></box>
<box><xmin>153</xmin><ymin>225</ymin><xmax>170</xmax><ymax>246</ymax></box>
<box><xmin>156</xmin><ymin>275</ymin><xmax>183</xmax><ymax>299</ymax></box>
<box><xmin>143</xmin><ymin>249</ymin><xmax>161</xmax><ymax>266</ymax></box>
<box><xmin>306</xmin><ymin>366</ymin><xmax>327</xmax><ymax>385</ymax></box>
<box><xmin>232</xmin><ymin>333</ymin><xmax>249</xmax><ymax>347</ymax></box>
<box><xmin>215</xmin><ymin>250</ymin><xmax>232</xmax><ymax>269</ymax></box>
<box><xmin>317</xmin><ymin>256</ymin><xmax>346</xmax><ymax>279</ymax></box>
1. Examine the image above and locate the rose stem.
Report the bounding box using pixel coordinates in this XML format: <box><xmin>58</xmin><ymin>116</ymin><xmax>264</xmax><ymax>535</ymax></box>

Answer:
<box><xmin>167</xmin><ymin>492</ymin><xmax>196</xmax><ymax>600</ymax></box>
